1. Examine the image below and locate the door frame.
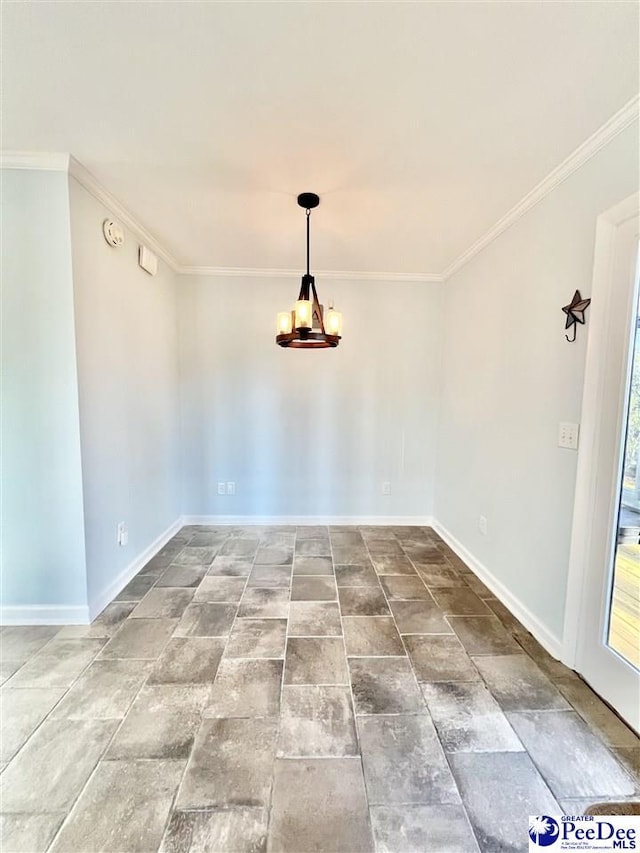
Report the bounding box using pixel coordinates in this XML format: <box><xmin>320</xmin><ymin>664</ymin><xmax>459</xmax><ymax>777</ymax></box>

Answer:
<box><xmin>563</xmin><ymin>192</ymin><xmax>639</xmax><ymax>726</ymax></box>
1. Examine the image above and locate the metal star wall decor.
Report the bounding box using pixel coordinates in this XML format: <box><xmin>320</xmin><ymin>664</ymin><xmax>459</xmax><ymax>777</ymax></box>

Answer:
<box><xmin>562</xmin><ymin>289</ymin><xmax>591</xmax><ymax>342</ymax></box>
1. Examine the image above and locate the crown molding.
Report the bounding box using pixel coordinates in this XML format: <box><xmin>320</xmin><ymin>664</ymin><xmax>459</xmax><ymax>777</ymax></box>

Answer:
<box><xmin>0</xmin><ymin>150</ymin><xmax>71</xmax><ymax>171</ymax></box>
<box><xmin>67</xmin><ymin>156</ymin><xmax>181</xmax><ymax>272</ymax></box>
<box><xmin>3</xmin><ymin>95</ymin><xmax>638</xmax><ymax>285</ymax></box>
<box><xmin>442</xmin><ymin>94</ymin><xmax>640</xmax><ymax>280</ymax></box>
<box><xmin>178</xmin><ymin>265</ymin><xmax>443</xmax><ymax>283</ymax></box>
<box><xmin>0</xmin><ymin>150</ymin><xmax>181</xmax><ymax>272</ymax></box>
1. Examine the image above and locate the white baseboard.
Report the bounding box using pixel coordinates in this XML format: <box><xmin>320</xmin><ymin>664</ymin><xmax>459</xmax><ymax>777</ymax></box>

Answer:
<box><xmin>181</xmin><ymin>515</ymin><xmax>434</xmax><ymax>526</ymax></box>
<box><xmin>88</xmin><ymin>517</ymin><xmax>183</xmax><ymax>621</ymax></box>
<box><xmin>0</xmin><ymin>604</ymin><xmax>91</xmax><ymax>625</ymax></box>
<box><xmin>431</xmin><ymin>519</ymin><xmax>564</xmax><ymax>661</ymax></box>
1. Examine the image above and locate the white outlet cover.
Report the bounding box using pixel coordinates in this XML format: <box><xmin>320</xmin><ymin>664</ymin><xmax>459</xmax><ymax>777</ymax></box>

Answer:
<box><xmin>558</xmin><ymin>422</ymin><xmax>580</xmax><ymax>450</ymax></box>
<box><xmin>217</xmin><ymin>482</ymin><xmax>226</xmax><ymax>495</ymax></box>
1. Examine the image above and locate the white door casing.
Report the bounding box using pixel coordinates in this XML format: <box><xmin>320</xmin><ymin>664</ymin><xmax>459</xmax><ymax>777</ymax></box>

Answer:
<box><xmin>563</xmin><ymin>192</ymin><xmax>640</xmax><ymax>731</ymax></box>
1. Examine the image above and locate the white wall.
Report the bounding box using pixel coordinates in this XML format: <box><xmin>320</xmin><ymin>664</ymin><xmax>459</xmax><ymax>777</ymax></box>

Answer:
<box><xmin>435</xmin><ymin>124</ymin><xmax>639</xmax><ymax>644</ymax></box>
<box><xmin>1</xmin><ymin>170</ymin><xmax>88</xmax><ymax>617</ymax></box>
<box><xmin>69</xmin><ymin>178</ymin><xmax>181</xmax><ymax>613</ymax></box>
<box><xmin>179</xmin><ymin>276</ymin><xmax>442</xmax><ymax>519</ymax></box>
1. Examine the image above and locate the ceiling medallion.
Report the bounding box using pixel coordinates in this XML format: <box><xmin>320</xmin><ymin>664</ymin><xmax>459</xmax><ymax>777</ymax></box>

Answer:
<box><xmin>276</xmin><ymin>193</ymin><xmax>342</xmax><ymax>349</ymax></box>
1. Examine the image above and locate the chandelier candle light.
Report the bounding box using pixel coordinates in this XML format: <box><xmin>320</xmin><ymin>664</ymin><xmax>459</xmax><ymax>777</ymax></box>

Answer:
<box><xmin>276</xmin><ymin>193</ymin><xmax>342</xmax><ymax>348</ymax></box>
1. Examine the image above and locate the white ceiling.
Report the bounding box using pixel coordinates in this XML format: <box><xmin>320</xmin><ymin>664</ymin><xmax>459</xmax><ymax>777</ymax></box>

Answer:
<box><xmin>3</xmin><ymin>1</ymin><xmax>638</xmax><ymax>275</ymax></box>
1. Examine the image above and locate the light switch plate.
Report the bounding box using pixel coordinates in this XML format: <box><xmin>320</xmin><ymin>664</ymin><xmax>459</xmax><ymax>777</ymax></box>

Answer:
<box><xmin>217</xmin><ymin>482</ymin><xmax>226</xmax><ymax>495</ymax></box>
<box><xmin>558</xmin><ymin>422</ymin><xmax>579</xmax><ymax>450</ymax></box>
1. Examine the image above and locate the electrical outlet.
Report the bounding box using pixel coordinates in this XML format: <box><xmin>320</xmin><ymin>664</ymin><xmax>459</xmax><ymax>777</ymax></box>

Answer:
<box><xmin>217</xmin><ymin>482</ymin><xmax>226</xmax><ymax>495</ymax></box>
<box><xmin>116</xmin><ymin>521</ymin><xmax>128</xmax><ymax>547</ymax></box>
<box><xmin>558</xmin><ymin>422</ymin><xmax>579</xmax><ymax>450</ymax></box>
<box><xmin>382</xmin><ymin>482</ymin><xmax>391</xmax><ymax>496</ymax></box>
<box><xmin>227</xmin><ymin>482</ymin><xmax>235</xmax><ymax>495</ymax></box>
<box><xmin>478</xmin><ymin>516</ymin><xmax>487</xmax><ymax>536</ymax></box>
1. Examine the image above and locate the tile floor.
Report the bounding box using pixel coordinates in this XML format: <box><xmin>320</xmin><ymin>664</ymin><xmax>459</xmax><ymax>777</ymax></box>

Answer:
<box><xmin>1</xmin><ymin>525</ymin><xmax>639</xmax><ymax>853</ymax></box>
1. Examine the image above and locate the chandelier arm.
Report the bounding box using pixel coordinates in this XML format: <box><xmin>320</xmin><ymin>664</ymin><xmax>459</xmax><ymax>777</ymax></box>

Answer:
<box><xmin>310</xmin><ymin>279</ymin><xmax>326</xmax><ymax>334</ymax></box>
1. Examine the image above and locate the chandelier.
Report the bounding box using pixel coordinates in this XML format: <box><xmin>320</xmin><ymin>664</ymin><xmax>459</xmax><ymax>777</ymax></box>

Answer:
<box><xmin>276</xmin><ymin>193</ymin><xmax>342</xmax><ymax>348</ymax></box>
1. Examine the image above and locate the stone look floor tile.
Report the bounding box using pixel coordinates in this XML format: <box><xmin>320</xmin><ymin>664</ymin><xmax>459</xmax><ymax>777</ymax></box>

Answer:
<box><xmin>343</xmin><ymin>616</ymin><xmax>404</xmax><ymax>656</ymax></box>
<box><xmin>463</xmin><ymin>575</ymin><xmax>494</xmax><ymax>598</ymax></box>
<box><xmin>278</xmin><ymin>685</ymin><xmax>358</xmax><ymax>757</ymax></box>
<box><xmin>4</xmin><ymin>524</ymin><xmax>630</xmax><ymax>853</ymax></box>
<box><xmin>421</xmin><ymin>681</ymin><xmax>524</xmax><ymax>752</ymax></box>
<box><xmin>107</xmin><ymin>684</ymin><xmax>209</xmax><ymax>759</ymax></box>
<box><xmin>0</xmin><ymin>661</ymin><xmax>21</xmax><ymax>685</ymax></box>
<box><xmin>332</xmin><ymin>546</ymin><xmax>371</xmax><ymax>565</ymax></box>
<box><xmin>177</xmin><ymin>717</ymin><xmax>277</xmax><ymax>809</ymax></box>
<box><xmin>114</xmin><ymin>574</ymin><xmax>157</xmax><ymax>602</ymax></box>
<box><xmin>218</xmin><ymin>538</ymin><xmax>260</xmax><ymax>558</ymax></box>
<box><xmin>156</xmin><ymin>564</ymin><xmax>208</xmax><ymax>588</ymax></box>
<box><xmin>193</xmin><ymin>576</ymin><xmax>247</xmax><ymax>603</ymax></box>
<box><xmin>189</xmin><ymin>532</ymin><xmax>228</xmax><ymax>549</ymax></box>
<box><xmin>431</xmin><ymin>587</ymin><xmax>492</xmax><ymax>615</ymax></box>
<box><xmin>247</xmin><ymin>565</ymin><xmax>292</xmax><ymax>587</ymax></box>
<box><xmin>173</xmin><ymin>546</ymin><xmax>217</xmax><ymax>566</ymax></box>
<box><xmin>205</xmin><ymin>658</ymin><xmax>283</xmax><ymax>717</ymax></box>
<box><xmin>367</xmin><ymin>539</ymin><xmax>404</xmax><ymax>556</ymax></box>
<box><xmin>613</xmin><ymin>748</ymin><xmax>640</xmax><ymax>783</ymax></box>
<box><xmin>296</xmin><ymin>538</ymin><xmax>331</xmax><ymax>556</ymax></box>
<box><xmin>0</xmin><ymin>717</ymin><xmax>119</xmax><ymax>812</ymax></box>
<box><xmin>448</xmin><ymin>615</ymin><xmax>520</xmax><ymax>655</ymax></box>
<box><xmin>389</xmin><ymin>599</ymin><xmax>453</xmax><ymax>634</ymax></box>
<box><xmin>507</xmin><ymin>710</ymin><xmax>637</xmax><ymax>798</ymax></box>
<box><xmin>49</xmin><ymin>759</ymin><xmax>185</xmax><ymax>853</ymax></box>
<box><xmin>449</xmin><ymin>751</ymin><xmax>561</xmax><ymax>853</ymax></box>
<box><xmin>515</xmin><ymin>633</ymin><xmax>582</xmax><ymax>682</ymax></box>
<box><xmin>237</xmin><ymin>588</ymin><xmax>289</xmax><ymax>618</ymax></box>
<box><xmin>225</xmin><ymin>618</ymin><xmax>287</xmax><ymax>658</ymax></box>
<box><xmin>269</xmin><ymin>758</ymin><xmax>374</xmax><ymax>852</ymax></box>
<box><xmin>556</xmin><ymin>678</ymin><xmax>640</xmax><ymax>748</ymax></box>
<box><xmin>472</xmin><ymin>653</ymin><xmax>570</xmax><ymax>711</ymax></box>
<box><xmin>404</xmin><ymin>634</ymin><xmax>480</xmax><ymax>682</ymax></box>
<box><xmin>330</xmin><ymin>532</ymin><xmax>364</xmax><ymax>547</ymax></box>
<box><xmin>160</xmin><ymin>808</ymin><xmax>268</xmax><ymax>853</ymax></box>
<box><xmin>284</xmin><ymin>637</ymin><xmax>348</xmax><ymax>684</ymax></box>
<box><xmin>370</xmin><ymin>555</ymin><xmax>417</xmax><ymax>575</ymax></box>
<box><xmin>416</xmin><ymin>565</ymin><xmax>467</xmax><ymax>588</ymax></box>
<box><xmin>174</xmin><ymin>603</ymin><xmax>237</xmax><ymax>638</ymax></box>
<box><xmin>208</xmin><ymin>557</ymin><xmax>254</xmax><ymax>577</ymax></box>
<box><xmin>56</xmin><ymin>602</ymin><xmax>136</xmax><ymax>639</ymax></box>
<box><xmin>0</xmin><ymin>814</ymin><xmax>66</xmax><ymax>853</ymax></box>
<box><xmin>8</xmin><ymin>638</ymin><xmax>105</xmax><ymax>688</ymax></box>
<box><xmin>148</xmin><ymin>637</ymin><xmax>225</xmax><ymax>684</ymax></box>
<box><xmin>297</xmin><ymin>525</ymin><xmax>329</xmax><ymax>539</ymax></box>
<box><xmin>253</xmin><ymin>546</ymin><xmax>293</xmax><ymax>566</ymax></box>
<box><xmin>293</xmin><ymin>555</ymin><xmax>334</xmax><ymax>575</ymax></box>
<box><xmin>335</xmin><ymin>564</ymin><xmax>380</xmax><ymax>586</ymax></box>
<box><xmin>1</xmin><ymin>687</ymin><xmax>66</xmax><ymax>761</ymax></box>
<box><xmin>358</xmin><ymin>714</ymin><xmax>460</xmax><ymax>805</ymax></box>
<box><xmin>484</xmin><ymin>597</ymin><xmax>528</xmax><ymax>634</ymax></box>
<box><xmin>370</xmin><ymin>804</ymin><xmax>480</xmax><ymax>853</ymax></box>
<box><xmin>51</xmin><ymin>659</ymin><xmax>150</xmax><ymax>719</ymax></box>
<box><xmin>288</xmin><ymin>602</ymin><xmax>343</xmax><ymax>636</ymax></box>
<box><xmin>100</xmin><ymin>618</ymin><xmax>178</xmax><ymax>659</ymax></box>
<box><xmin>379</xmin><ymin>576</ymin><xmax>431</xmax><ymax>600</ymax></box>
<box><xmin>291</xmin><ymin>575</ymin><xmax>337</xmax><ymax>601</ymax></box>
<box><xmin>130</xmin><ymin>587</ymin><xmax>195</xmax><ymax>619</ymax></box>
<box><xmin>2</xmin><ymin>626</ymin><xmax>58</xmax><ymax>663</ymax></box>
<box><xmin>338</xmin><ymin>586</ymin><xmax>390</xmax><ymax>616</ymax></box>
<box><xmin>349</xmin><ymin>657</ymin><xmax>424</xmax><ymax>715</ymax></box>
